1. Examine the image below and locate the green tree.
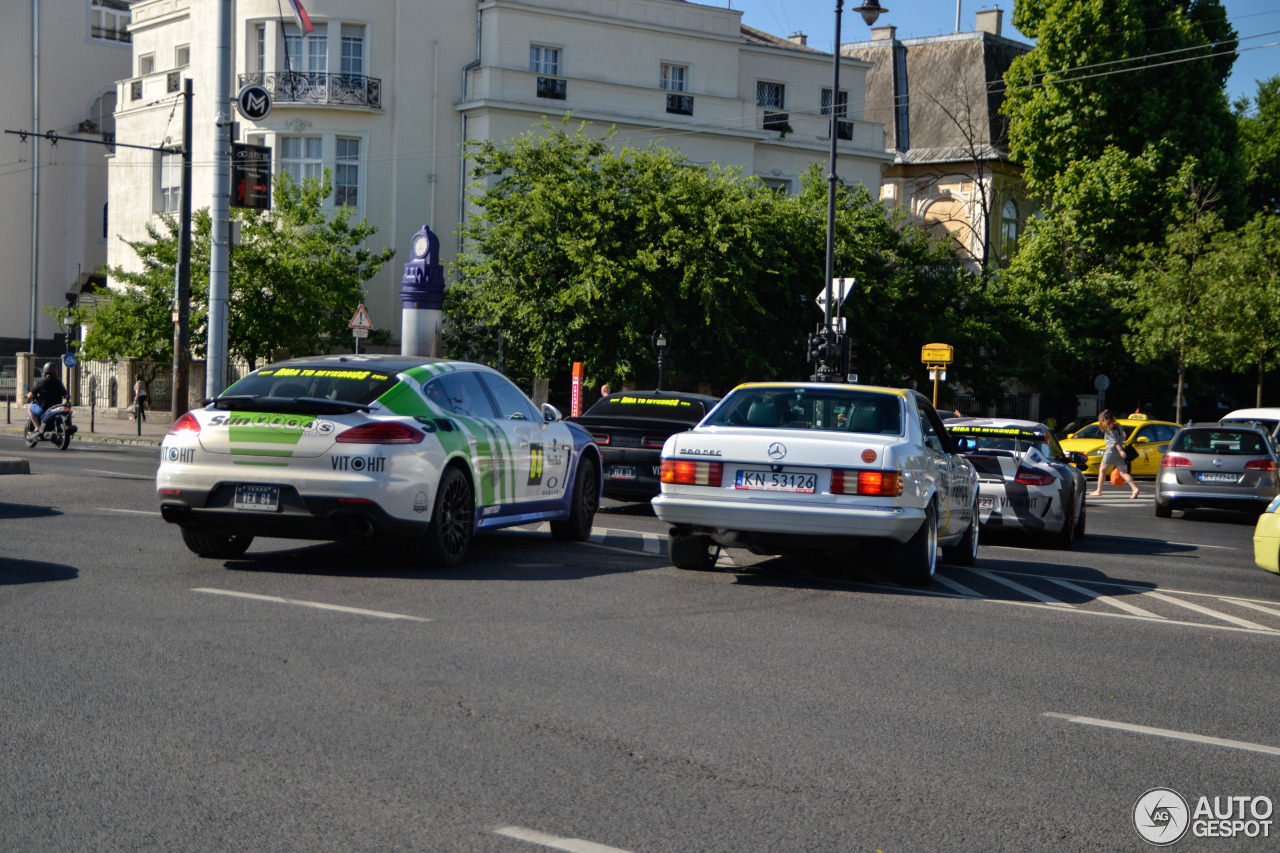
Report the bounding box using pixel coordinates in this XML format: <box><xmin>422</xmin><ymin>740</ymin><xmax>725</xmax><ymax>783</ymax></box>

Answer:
<box><xmin>86</xmin><ymin>171</ymin><xmax>394</xmax><ymax>369</ymax></box>
<box><xmin>1211</xmin><ymin>213</ymin><xmax>1280</xmax><ymax>404</ymax></box>
<box><xmin>1236</xmin><ymin>75</ymin><xmax>1280</xmax><ymax>212</ymax></box>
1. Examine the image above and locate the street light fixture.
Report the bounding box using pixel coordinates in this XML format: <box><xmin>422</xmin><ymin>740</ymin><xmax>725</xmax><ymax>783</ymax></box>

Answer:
<box><xmin>813</xmin><ymin>0</ymin><xmax>886</xmax><ymax>383</ymax></box>
<box><xmin>652</xmin><ymin>327</ymin><xmax>671</xmax><ymax>391</ymax></box>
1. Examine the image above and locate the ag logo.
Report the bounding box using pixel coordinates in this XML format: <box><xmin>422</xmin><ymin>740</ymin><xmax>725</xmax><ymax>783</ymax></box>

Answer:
<box><xmin>412</xmin><ymin>491</ymin><xmax>429</xmax><ymax>513</ymax></box>
<box><xmin>1133</xmin><ymin>788</ymin><xmax>1189</xmax><ymax>845</ymax></box>
<box><xmin>236</xmin><ymin>83</ymin><xmax>272</xmax><ymax>121</ymax></box>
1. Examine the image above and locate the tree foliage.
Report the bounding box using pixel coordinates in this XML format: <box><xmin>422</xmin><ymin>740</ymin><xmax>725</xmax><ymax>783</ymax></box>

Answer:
<box><xmin>1209</xmin><ymin>213</ymin><xmax>1280</xmax><ymax>404</ymax></box>
<box><xmin>448</xmin><ymin>120</ymin><xmax>1014</xmax><ymax>402</ymax></box>
<box><xmin>1236</xmin><ymin>75</ymin><xmax>1280</xmax><ymax>213</ymax></box>
<box><xmin>85</xmin><ymin>171</ymin><xmax>394</xmax><ymax>369</ymax></box>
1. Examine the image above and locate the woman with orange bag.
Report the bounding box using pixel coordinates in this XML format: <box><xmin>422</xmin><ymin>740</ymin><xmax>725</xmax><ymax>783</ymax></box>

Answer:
<box><xmin>1090</xmin><ymin>409</ymin><xmax>1139</xmax><ymax>498</ymax></box>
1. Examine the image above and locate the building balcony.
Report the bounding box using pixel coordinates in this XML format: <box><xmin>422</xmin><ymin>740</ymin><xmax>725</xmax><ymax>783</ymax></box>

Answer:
<box><xmin>237</xmin><ymin>71</ymin><xmax>382</xmax><ymax>110</ymax></box>
<box><xmin>665</xmin><ymin>93</ymin><xmax>694</xmax><ymax>116</ymax></box>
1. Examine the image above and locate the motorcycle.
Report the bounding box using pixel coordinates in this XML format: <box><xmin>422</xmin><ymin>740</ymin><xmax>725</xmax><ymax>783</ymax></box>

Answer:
<box><xmin>24</xmin><ymin>403</ymin><xmax>77</xmax><ymax>450</ymax></box>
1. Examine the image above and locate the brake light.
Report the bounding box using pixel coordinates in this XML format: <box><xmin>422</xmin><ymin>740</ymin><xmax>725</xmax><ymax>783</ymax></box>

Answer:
<box><xmin>1014</xmin><ymin>467</ymin><xmax>1055</xmax><ymax>486</ymax></box>
<box><xmin>168</xmin><ymin>412</ymin><xmax>200</xmax><ymax>436</ymax></box>
<box><xmin>335</xmin><ymin>422</ymin><xmax>424</xmax><ymax>444</ymax></box>
<box><xmin>338</xmin><ymin>497</ymin><xmax>375</xmax><ymax>504</ymax></box>
<box><xmin>1161</xmin><ymin>455</ymin><xmax>1192</xmax><ymax>468</ymax></box>
<box><xmin>642</xmin><ymin>436</ymin><xmax>665</xmax><ymax>449</ymax></box>
<box><xmin>660</xmin><ymin>459</ymin><xmax>723</xmax><ymax>486</ymax></box>
<box><xmin>591</xmin><ymin>433</ymin><xmax>611</xmax><ymax>445</ymax></box>
<box><xmin>830</xmin><ymin>469</ymin><xmax>903</xmax><ymax>496</ymax></box>
<box><xmin>1245</xmin><ymin>459</ymin><xmax>1278</xmax><ymax>471</ymax></box>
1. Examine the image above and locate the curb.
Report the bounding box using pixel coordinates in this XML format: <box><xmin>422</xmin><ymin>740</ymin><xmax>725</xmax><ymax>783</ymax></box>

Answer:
<box><xmin>0</xmin><ymin>457</ymin><xmax>31</xmax><ymax>475</ymax></box>
<box><xmin>0</xmin><ymin>425</ymin><xmax>163</xmax><ymax>448</ymax></box>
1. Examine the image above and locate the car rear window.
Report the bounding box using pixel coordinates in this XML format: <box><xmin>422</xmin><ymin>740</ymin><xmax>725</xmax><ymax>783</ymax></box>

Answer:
<box><xmin>224</xmin><ymin>365</ymin><xmax>399</xmax><ymax>405</ymax></box>
<box><xmin>583</xmin><ymin>395</ymin><xmax>709</xmax><ymax>421</ymax></box>
<box><xmin>706</xmin><ymin>387</ymin><xmax>902</xmax><ymax>434</ymax></box>
<box><xmin>1171</xmin><ymin>429</ymin><xmax>1270</xmax><ymax>456</ymax></box>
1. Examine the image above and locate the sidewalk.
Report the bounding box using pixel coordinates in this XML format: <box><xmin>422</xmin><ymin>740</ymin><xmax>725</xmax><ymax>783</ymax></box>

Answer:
<box><xmin>0</xmin><ymin>403</ymin><xmax>171</xmax><ymax>447</ymax></box>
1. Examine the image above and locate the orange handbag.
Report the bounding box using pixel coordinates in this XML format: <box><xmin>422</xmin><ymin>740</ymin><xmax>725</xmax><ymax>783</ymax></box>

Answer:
<box><xmin>1110</xmin><ymin>467</ymin><xmax>1125</xmax><ymax>487</ymax></box>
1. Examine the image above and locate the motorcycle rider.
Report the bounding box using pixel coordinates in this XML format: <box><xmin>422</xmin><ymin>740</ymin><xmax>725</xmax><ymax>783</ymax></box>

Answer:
<box><xmin>27</xmin><ymin>362</ymin><xmax>68</xmax><ymax>433</ymax></box>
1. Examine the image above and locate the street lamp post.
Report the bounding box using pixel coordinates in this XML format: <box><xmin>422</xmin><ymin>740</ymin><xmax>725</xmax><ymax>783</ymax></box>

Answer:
<box><xmin>813</xmin><ymin>0</ymin><xmax>886</xmax><ymax>383</ymax></box>
<box><xmin>652</xmin><ymin>327</ymin><xmax>671</xmax><ymax>391</ymax></box>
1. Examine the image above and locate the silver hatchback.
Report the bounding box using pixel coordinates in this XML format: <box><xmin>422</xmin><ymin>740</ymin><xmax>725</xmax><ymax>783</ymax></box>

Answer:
<box><xmin>1154</xmin><ymin>425</ymin><xmax>1280</xmax><ymax>518</ymax></box>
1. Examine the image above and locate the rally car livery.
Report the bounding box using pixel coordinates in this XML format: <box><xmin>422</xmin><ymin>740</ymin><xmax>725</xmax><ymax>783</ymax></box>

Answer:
<box><xmin>651</xmin><ymin>382</ymin><xmax>980</xmax><ymax>584</ymax></box>
<box><xmin>945</xmin><ymin>418</ymin><xmax>1087</xmax><ymax>547</ymax></box>
<box><xmin>157</xmin><ymin>355</ymin><xmax>602</xmax><ymax>566</ymax></box>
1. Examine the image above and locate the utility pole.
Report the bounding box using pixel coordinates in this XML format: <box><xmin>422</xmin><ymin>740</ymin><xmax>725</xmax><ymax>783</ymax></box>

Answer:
<box><xmin>206</xmin><ymin>0</ymin><xmax>233</xmax><ymax>399</ymax></box>
<box><xmin>171</xmin><ymin>78</ymin><xmax>193</xmax><ymax>420</ymax></box>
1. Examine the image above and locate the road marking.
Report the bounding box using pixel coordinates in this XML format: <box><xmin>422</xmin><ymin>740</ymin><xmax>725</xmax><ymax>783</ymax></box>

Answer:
<box><xmin>493</xmin><ymin>826</ymin><xmax>634</xmax><ymax>853</ymax></box>
<box><xmin>641</xmin><ymin>532</ymin><xmax>661</xmax><ymax>554</ymax></box>
<box><xmin>933</xmin><ymin>573</ymin><xmax>982</xmax><ymax>597</ymax></box>
<box><xmin>1042</xmin><ymin>576</ymin><xmax>1165</xmax><ymax>618</ymax></box>
<box><xmin>1139</xmin><ymin>590</ymin><xmax>1270</xmax><ymax>630</ymax></box>
<box><xmin>1044</xmin><ymin>713</ymin><xmax>1280</xmax><ymax>757</ymax></box>
<box><xmin>972</xmin><ymin>569</ymin><xmax>1072</xmax><ymax>606</ymax></box>
<box><xmin>84</xmin><ymin>469</ymin><xmax>154</xmax><ymax>481</ymax></box>
<box><xmin>97</xmin><ymin>507</ymin><xmax>162</xmax><ymax>516</ymax></box>
<box><xmin>192</xmin><ymin>588</ymin><xmax>430</xmax><ymax>622</ymax></box>
<box><xmin>1222</xmin><ymin>597</ymin><xmax>1280</xmax><ymax>619</ymax></box>
<box><xmin>1167</xmin><ymin>541</ymin><xmax>1237</xmax><ymax>551</ymax></box>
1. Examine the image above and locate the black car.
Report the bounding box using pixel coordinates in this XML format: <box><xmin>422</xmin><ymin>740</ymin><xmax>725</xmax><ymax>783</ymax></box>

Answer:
<box><xmin>570</xmin><ymin>390</ymin><xmax>719</xmax><ymax>501</ymax></box>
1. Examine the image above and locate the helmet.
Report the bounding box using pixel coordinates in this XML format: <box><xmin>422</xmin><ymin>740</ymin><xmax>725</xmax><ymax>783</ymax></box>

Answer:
<box><xmin>41</xmin><ymin>362</ymin><xmax>57</xmax><ymax>374</ymax></box>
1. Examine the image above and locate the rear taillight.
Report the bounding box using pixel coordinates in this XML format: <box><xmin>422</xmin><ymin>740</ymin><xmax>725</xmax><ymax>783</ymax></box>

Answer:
<box><xmin>1014</xmin><ymin>467</ymin><xmax>1055</xmax><ymax>486</ymax></box>
<box><xmin>1161</xmin><ymin>455</ymin><xmax>1192</xmax><ymax>468</ymax></box>
<box><xmin>168</xmin><ymin>412</ymin><xmax>200</xmax><ymax>436</ymax></box>
<box><xmin>1245</xmin><ymin>459</ymin><xmax>1278</xmax><ymax>471</ymax></box>
<box><xmin>642</xmin><ymin>436</ymin><xmax>665</xmax><ymax>449</ymax></box>
<box><xmin>335</xmin><ymin>422</ymin><xmax>424</xmax><ymax>444</ymax></box>
<box><xmin>830</xmin><ymin>469</ymin><xmax>903</xmax><ymax>496</ymax></box>
<box><xmin>591</xmin><ymin>433</ymin><xmax>611</xmax><ymax>446</ymax></box>
<box><xmin>660</xmin><ymin>459</ymin><xmax>723</xmax><ymax>486</ymax></box>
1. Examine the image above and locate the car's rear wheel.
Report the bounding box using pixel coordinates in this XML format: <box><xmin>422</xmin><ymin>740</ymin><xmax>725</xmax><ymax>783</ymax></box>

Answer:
<box><xmin>181</xmin><ymin>526</ymin><xmax>253</xmax><ymax>559</ymax></box>
<box><xmin>942</xmin><ymin>499</ymin><xmax>979</xmax><ymax>566</ymax></box>
<box><xmin>550</xmin><ymin>456</ymin><xmax>598</xmax><ymax>542</ymax></box>
<box><xmin>893</xmin><ymin>506</ymin><xmax>938</xmax><ymax>585</ymax></box>
<box><xmin>1155</xmin><ymin>501</ymin><xmax>1173</xmax><ymax>518</ymax></box>
<box><xmin>417</xmin><ymin>466</ymin><xmax>474</xmax><ymax>567</ymax></box>
<box><xmin>1050</xmin><ymin>488</ymin><xmax>1077</xmax><ymax>549</ymax></box>
<box><xmin>669</xmin><ymin>531</ymin><xmax>719</xmax><ymax>571</ymax></box>
<box><xmin>1074</xmin><ymin>497</ymin><xmax>1087</xmax><ymax>538</ymax></box>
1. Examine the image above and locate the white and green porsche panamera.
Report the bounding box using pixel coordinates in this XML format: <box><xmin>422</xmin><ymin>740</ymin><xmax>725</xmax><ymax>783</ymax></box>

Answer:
<box><xmin>157</xmin><ymin>355</ymin><xmax>601</xmax><ymax>566</ymax></box>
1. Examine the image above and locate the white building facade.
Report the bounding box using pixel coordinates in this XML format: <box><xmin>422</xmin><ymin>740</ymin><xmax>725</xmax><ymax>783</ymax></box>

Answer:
<box><xmin>0</xmin><ymin>0</ymin><xmax>134</xmax><ymax>356</ymax></box>
<box><xmin>109</xmin><ymin>0</ymin><xmax>891</xmax><ymax>348</ymax></box>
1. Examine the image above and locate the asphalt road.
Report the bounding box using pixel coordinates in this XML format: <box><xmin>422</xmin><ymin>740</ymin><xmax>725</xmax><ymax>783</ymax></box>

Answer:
<box><xmin>3</xmin><ymin>434</ymin><xmax>1278</xmax><ymax>852</ymax></box>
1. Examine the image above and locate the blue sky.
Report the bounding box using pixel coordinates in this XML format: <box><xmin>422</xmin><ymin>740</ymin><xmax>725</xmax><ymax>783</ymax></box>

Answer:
<box><xmin>721</xmin><ymin>0</ymin><xmax>1280</xmax><ymax>104</ymax></box>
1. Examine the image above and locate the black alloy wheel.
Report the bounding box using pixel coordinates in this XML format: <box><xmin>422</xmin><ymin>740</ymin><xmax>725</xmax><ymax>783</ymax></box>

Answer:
<box><xmin>551</xmin><ymin>457</ymin><xmax>599</xmax><ymax>542</ymax></box>
<box><xmin>420</xmin><ymin>466</ymin><xmax>474</xmax><ymax>567</ymax></box>
<box><xmin>181</xmin><ymin>526</ymin><xmax>254</xmax><ymax>559</ymax></box>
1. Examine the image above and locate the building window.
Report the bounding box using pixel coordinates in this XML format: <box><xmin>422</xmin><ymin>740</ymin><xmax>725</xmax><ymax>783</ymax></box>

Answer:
<box><xmin>102</xmin><ymin>201</ymin><xmax>109</xmax><ymax>241</ymax></box>
<box><xmin>255</xmin><ymin>25</ymin><xmax>266</xmax><ymax>73</ymax></box>
<box><xmin>139</xmin><ymin>54</ymin><xmax>155</xmax><ymax>76</ymax></box>
<box><xmin>284</xmin><ymin>26</ymin><xmax>327</xmax><ymax>72</ymax></box>
<box><xmin>175</xmin><ymin>44</ymin><xmax>190</xmax><ymax>67</ymax></box>
<box><xmin>341</xmin><ymin>25</ymin><xmax>364</xmax><ymax>76</ymax></box>
<box><xmin>90</xmin><ymin>0</ymin><xmax>131</xmax><ymax>43</ymax></box>
<box><xmin>756</xmin><ymin>81</ymin><xmax>785</xmax><ymax>109</ymax></box>
<box><xmin>529</xmin><ymin>45</ymin><xmax>561</xmax><ymax>76</ymax></box>
<box><xmin>1000</xmin><ymin>200</ymin><xmax>1019</xmax><ymax>255</ymax></box>
<box><xmin>335</xmin><ymin>137</ymin><xmax>359</xmax><ymax>207</ymax></box>
<box><xmin>820</xmin><ymin>88</ymin><xmax>848</xmax><ymax>118</ymax></box>
<box><xmin>159</xmin><ymin>152</ymin><xmax>182</xmax><ymax>214</ymax></box>
<box><xmin>280</xmin><ymin>136</ymin><xmax>323</xmax><ymax>185</ymax></box>
<box><xmin>760</xmin><ymin>177</ymin><xmax>791</xmax><ymax>195</ymax></box>
<box><xmin>661</xmin><ymin>64</ymin><xmax>687</xmax><ymax>92</ymax></box>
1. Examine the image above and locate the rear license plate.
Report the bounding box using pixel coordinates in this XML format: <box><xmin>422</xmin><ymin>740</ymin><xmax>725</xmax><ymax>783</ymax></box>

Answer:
<box><xmin>735</xmin><ymin>470</ymin><xmax>817</xmax><ymax>493</ymax></box>
<box><xmin>1198</xmin><ymin>472</ymin><xmax>1240</xmax><ymax>484</ymax></box>
<box><xmin>234</xmin><ymin>484</ymin><xmax>280</xmax><ymax>511</ymax></box>
<box><xmin>607</xmin><ymin>465</ymin><xmax>637</xmax><ymax>481</ymax></box>
<box><xmin>978</xmin><ymin>496</ymin><xmax>995</xmax><ymax>509</ymax></box>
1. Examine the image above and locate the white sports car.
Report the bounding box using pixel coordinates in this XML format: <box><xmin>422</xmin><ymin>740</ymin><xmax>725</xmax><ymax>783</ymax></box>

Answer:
<box><xmin>944</xmin><ymin>418</ymin><xmax>1088</xmax><ymax>547</ymax></box>
<box><xmin>651</xmin><ymin>382</ymin><xmax>980</xmax><ymax>584</ymax></box>
<box><xmin>157</xmin><ymin>355</ymin><xmax>602</xmax><ymax>566</ymax></box>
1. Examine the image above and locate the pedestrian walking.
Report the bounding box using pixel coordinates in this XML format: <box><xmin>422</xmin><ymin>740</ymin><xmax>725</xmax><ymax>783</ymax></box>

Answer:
<box><xmin>1090</xmin><ymin>409</ymin><xmax>1139</xmax><ymax>498</ymax></box>
<box><xmin>131</xmin><ymin>376</ymin><xmax>149</xmax><ymax>422</ymax></box>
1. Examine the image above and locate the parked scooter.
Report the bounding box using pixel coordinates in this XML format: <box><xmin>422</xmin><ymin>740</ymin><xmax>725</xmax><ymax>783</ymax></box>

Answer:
<box><xmin>24</xmin><ymin>403</ymin><xmax>77</xmax><ymax>450</ymax></box>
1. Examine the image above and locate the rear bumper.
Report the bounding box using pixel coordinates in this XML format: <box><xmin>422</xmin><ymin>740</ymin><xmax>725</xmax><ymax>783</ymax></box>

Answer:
<box><xmin>1155</xmin><ymin>488</ymin><xmax>1274</xmax><ymax>513</ymax></box>
<box><xmin>159</xmin><ymin>485</ymin><xmax>429</xmax><ymax>540</ymax></box>
<box><xmin>652</xmin><ymin>492</ymin><xmax>924</xmax><ymax>546</ymax></box>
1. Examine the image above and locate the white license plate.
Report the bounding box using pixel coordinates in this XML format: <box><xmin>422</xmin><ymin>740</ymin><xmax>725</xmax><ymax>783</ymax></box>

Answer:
<box><xmin>234</xmin><ymin>484</ymin><xmax>280</xmax><ymax>511</ymax></box>
<box><xmin>1198</xmin><ymin>472</ymin><xmax>1239</xmax><ymax>483</ymax></box>
<box><xmin>735</xmin><ymin>470</ymin><xmax>817</xmax><ymax>493</ymax></box>
<box><xmin>607</xmin><ymin>465</ymin><xmax>637</xmax><ymax>480</ymax></box>
<box><xmin>978</xmin><ymin>496</ymin><xmax>995</xmax><ymax>509</ymax></box>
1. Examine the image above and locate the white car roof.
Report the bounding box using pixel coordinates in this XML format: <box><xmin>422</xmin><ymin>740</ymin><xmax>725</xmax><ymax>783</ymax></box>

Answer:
<box><xmin>1221</xmin><ymin>408</ymin><xmax>1280</xmax><ymax>421</ymax></box>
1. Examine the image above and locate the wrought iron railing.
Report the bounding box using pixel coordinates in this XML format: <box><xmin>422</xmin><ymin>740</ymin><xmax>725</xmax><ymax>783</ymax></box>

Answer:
<box><xmin>665</xmin><ymin>93</ymin><xmax>694</xmax><ymax>116</ymax></box>
<box><xmin>238</xmin><ymin>72</ymin><xmax>382</xmax><ymax>109</ymax></box>
<box><xmin>537</xmin><ymin>77</ymin><xmax>567</xmax><ymax>100</ymax></box>
<box><xmin>91</xmin><ymin>25</ymin><xmax>131</xmax><ymax>43</ymax></box>
<box><xmin>762</xmin><ymin>110</ymin><xmax>789</xmax><ymax>130</ymax></box>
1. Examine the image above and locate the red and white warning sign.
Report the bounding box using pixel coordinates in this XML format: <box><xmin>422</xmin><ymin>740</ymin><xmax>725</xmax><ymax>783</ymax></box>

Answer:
<box><xmin>348</xmin><ymin>304</ymin><xmax>373</xmax><ymax>330</ymax></box>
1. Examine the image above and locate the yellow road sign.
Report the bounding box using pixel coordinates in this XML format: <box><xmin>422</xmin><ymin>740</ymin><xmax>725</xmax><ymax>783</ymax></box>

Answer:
<box><xmin>921</xmin><ymin>343</ymin><xmax>953</xmax><ymax>364</ymax></box>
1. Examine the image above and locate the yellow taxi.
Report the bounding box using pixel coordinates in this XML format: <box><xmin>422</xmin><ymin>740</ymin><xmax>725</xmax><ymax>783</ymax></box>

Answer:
<box><xmin>1058</xmin><ymin>414</ymin><xmax>1181</xmax><ymax>477</ymax></box>
<box><xmin>1254</xmin><ymin>495</ymin><xmax>1280</xmax><ymax>574</ymax></box>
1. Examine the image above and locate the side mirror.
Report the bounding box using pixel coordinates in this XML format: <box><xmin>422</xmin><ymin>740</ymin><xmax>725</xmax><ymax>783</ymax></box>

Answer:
<box><xmin>1069</xmin><ymin>451</ymin><xmax>1088</xmax><ymax>468</ymax></box>
<box><xmin>1136</xmin><ymin>436</ymin><xmax>1150</xmax><ymax>443</ymax></box>
<box><xmin>542</xmin><ymin>402</ymin><xmax>563</xmax><ymax>423</ymax></box>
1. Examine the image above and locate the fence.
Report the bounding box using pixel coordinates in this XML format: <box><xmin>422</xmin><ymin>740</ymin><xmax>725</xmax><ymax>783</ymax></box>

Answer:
<box><xmin>76</xmin><ymin>358</ymin><xmax>253</xmax><ymax>410</ymax></box>
<box><xmin>0</xmin><ymin>356</ymin><xmax>16</xmax><ymax>403</ymax></box>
